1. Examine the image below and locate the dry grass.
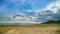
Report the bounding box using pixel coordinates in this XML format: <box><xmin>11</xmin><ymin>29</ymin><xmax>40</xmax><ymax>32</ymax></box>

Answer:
<box><xmin>0</xmin><ymin>24</ymin><xmax>60</xmax><ymax>34</ymax></box>
<box><xmin>55</xmin><ymin>29</ymin><xmax>60</xmax><ymax>34</ymax></box>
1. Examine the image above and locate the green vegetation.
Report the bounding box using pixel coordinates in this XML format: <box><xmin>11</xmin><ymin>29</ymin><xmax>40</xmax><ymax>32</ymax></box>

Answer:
<box><xmin>42</xmin><ymin>20</ymin><xmax>60</xmax><ymax>24</ymax></box>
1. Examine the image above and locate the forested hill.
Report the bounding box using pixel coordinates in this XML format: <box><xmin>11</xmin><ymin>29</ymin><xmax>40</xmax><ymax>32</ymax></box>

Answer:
<box><xmin>42</xmin><ymin>20</ymin><xmax>60</xmax><ymax>24</ymax></box>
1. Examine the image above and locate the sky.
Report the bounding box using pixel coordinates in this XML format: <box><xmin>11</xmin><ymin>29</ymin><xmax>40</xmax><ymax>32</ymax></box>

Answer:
<box><xmin>0</xmin><ymin>0</ymin><xmax>60</xmax><ymax>25</ymax></box>
<box><xmin>0</xmin><ymin>0</ymin><xmax>55</xmax><ymax>16</ymax></box>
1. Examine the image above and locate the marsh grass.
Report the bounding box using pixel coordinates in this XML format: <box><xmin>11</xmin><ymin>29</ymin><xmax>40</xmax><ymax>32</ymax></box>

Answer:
<box><xmin>0</xmin><ymin>32</ymin><xmax>3</xmax><ymax>34</ymax></box>
<box><xmin>0</xmin><ymin>24</ymin><xmax>60</xmax><ymax>34</ymax></box>
<box><xmin>55</xmin><ymin>29</ymin><xmax>60</xmax><ymax>34</ymax></box>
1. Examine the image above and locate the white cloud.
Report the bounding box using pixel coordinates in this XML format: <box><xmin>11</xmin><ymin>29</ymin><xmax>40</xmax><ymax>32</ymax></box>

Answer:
<box><xmin>26</xmin><ymin>10</ymin><xmax>32</xmax><ymax>12</ymax></box>
<box><xmin>42</xmin><ymin>0</ymin><xmax>60</xmax><ymax>21</ymax></box>
<box><xmin>1</xmin><ymin>0</ymin><xmax>60</xmax><ymax>25</ymax></box>
<box><xmin>44</xmin><ymin>1</ymin><xmax>60</xmax><ymax>14</ymax></box>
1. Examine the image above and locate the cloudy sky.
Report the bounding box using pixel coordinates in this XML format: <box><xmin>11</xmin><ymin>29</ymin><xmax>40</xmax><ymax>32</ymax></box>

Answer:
<box><xmin>0</xmin><ymin>0</ymin><xmax>60</xmax><ymax>24</ymax></box>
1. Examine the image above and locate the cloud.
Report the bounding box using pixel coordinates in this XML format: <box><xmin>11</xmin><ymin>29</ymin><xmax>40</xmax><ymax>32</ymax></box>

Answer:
<box><xmin>42</xmin><ymin>0</ymin><xmax>60</xmax><ymax>21</ymax></box>
<box><xmin>0</xmin><ymin>0</ymin><xmax>60</xmax><ymax>25</ymax></box>
<box><xmin>7</xmin><ymin>13</ymin><xmax>38</xmax><ymax>23</ymax></box>
<box><xmin>1</xmin><ymin>0</ymin><xmax>60</xmax><ymax>24</ymax></box>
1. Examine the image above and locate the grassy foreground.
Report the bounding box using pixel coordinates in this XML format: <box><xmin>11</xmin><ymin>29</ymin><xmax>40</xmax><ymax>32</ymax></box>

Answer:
<box><xmin>0</xmin><ymin>24</ymin><xmax>60</xmax><ymax>34</ymax></box>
